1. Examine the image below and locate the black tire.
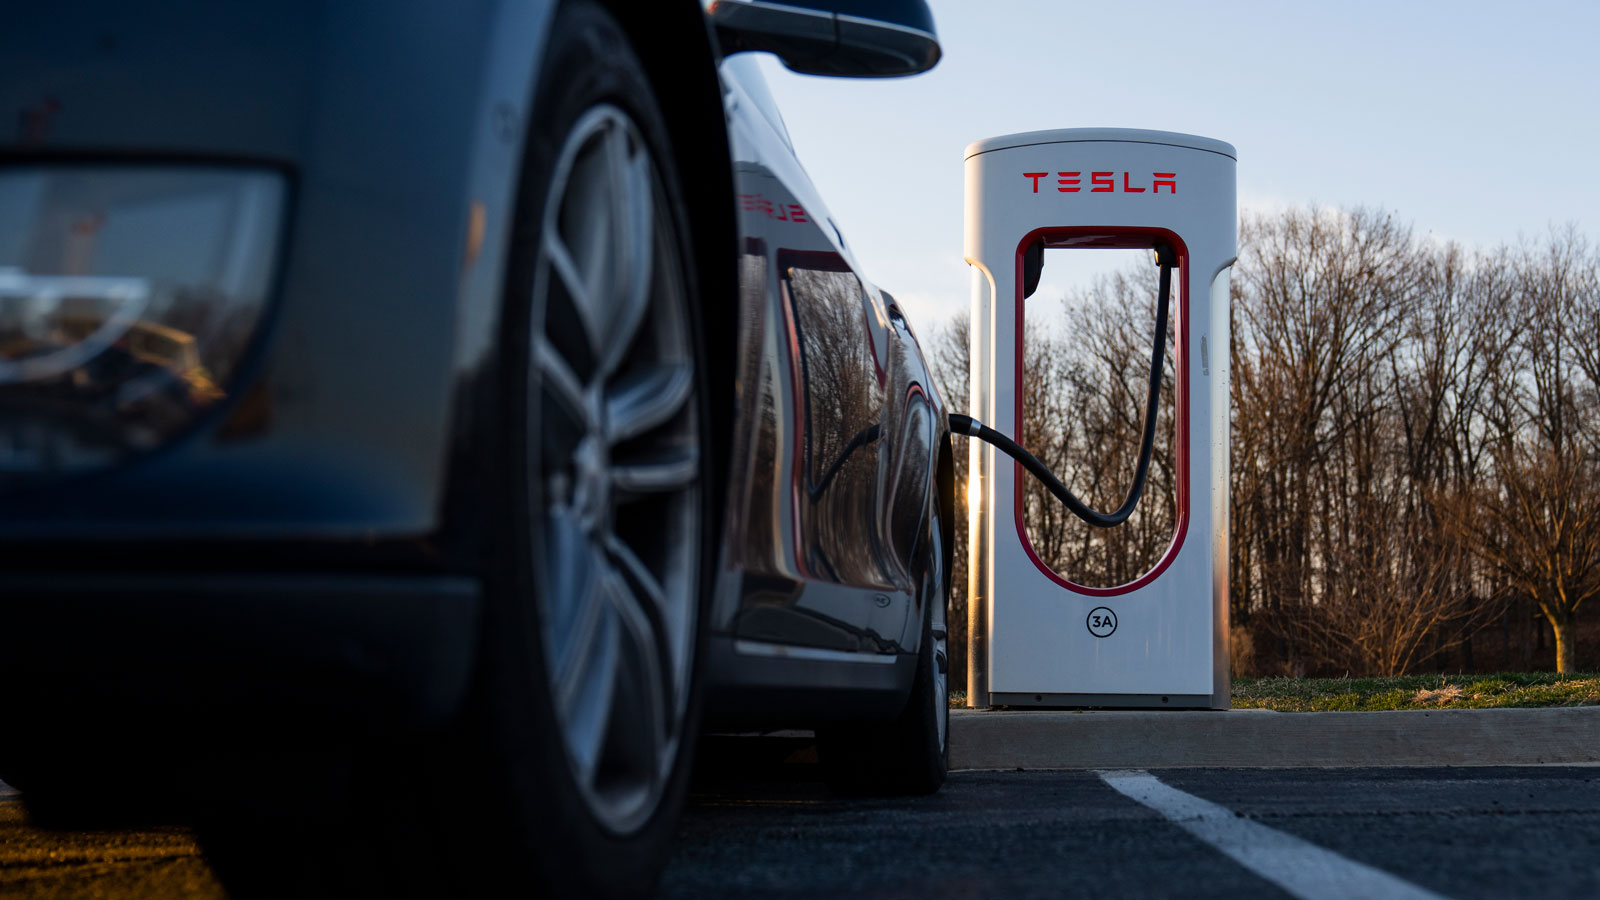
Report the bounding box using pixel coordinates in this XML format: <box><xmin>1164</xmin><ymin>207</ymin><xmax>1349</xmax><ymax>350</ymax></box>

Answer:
<box><xmin>817</xmin><ymin>505</ymin><xmax>949</xmax><ymax>795</ymax></box>
<box><xmin>199</xmin><ymin>4</ymin><xmax>713</xmax><ymax>898</ymax></box>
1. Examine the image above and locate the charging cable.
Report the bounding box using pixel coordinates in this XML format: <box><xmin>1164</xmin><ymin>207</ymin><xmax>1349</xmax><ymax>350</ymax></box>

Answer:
<box><xmin>951</xmin><ymin>244</ymin><xmax>1174</xmax><ymax>528</ymax></box>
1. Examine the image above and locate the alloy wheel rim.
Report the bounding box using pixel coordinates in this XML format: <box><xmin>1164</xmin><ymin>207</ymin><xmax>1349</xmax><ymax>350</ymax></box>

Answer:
<box><xmin>528</xmin><ymin>104</ymin><xmax>700</xmax><ymax>835</ymax></box>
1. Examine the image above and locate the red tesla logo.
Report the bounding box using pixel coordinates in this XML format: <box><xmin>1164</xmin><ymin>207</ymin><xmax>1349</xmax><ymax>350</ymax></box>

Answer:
<box><xmin>739</xmin><ymin>193</ymin><xmax>809</xmax><ymax>223</ymax></box>
<box><xmin>1023</xmin><ymin>171</ymin><xmax>1177</xmax><ymax>194</ymax></box>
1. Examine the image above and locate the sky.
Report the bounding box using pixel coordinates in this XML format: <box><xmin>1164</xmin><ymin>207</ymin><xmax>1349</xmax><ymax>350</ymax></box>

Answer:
<box><xmin>754</xmin><ymin>0</ymin><xmax>1600</xmax><ymax>331</ymax></box>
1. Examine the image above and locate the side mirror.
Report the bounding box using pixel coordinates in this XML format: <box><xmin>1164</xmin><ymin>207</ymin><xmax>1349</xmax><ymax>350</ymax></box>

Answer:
<box><xmin>709</xmin><ymin>0</ymin><xmax>941</xmax><ymax>78</ymax></box>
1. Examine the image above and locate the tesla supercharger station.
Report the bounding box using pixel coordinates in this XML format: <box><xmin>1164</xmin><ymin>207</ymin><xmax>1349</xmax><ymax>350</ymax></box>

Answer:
<box><xmin>964</xmin><ymin>129</ymin><xmax>1236</xmax><ymax>709</ymax></box>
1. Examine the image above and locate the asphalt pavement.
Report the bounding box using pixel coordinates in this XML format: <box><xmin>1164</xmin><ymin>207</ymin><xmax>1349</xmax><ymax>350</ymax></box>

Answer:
<box><xmin>5</xmin><ymin>749</ymin><xmax>1600</xmax><ymax>898</ymax></box>
<box><xmin>664</xmin><ymin>750</ymin><xmax>1600</xmax><ymax>900</ymax></box>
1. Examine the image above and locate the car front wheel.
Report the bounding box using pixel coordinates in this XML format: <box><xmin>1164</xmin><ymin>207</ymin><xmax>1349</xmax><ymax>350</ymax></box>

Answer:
<box><xmin>461</xmin><ymin>2</ymin><xmax>714</xmax><ymax>894</ymax></box>
<box><xmin>198</xmin><ymin>4</ymin><xmax>713</xmax><ymax>898</ymax></box>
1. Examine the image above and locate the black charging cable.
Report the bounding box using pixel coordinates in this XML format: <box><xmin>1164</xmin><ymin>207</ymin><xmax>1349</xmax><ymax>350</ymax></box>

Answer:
<box><xmin>951</xmin><ymin>244</ymin><xmax>1175</xmax><ymax>528</ymax></box>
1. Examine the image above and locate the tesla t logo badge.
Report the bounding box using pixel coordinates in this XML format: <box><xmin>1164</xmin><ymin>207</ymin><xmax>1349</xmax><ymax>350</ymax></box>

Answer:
<box><xmin>1086</xmin><ymin>607</ymin><xmax>1118</xmax><ymax>638</ymax></box>
<box><xmin>1023</xmin><ymin>172</ymin><xmax>1176</xmax><ymax>194</ymax></box>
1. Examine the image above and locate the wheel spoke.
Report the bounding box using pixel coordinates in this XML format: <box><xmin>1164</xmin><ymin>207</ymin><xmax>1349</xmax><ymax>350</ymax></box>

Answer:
<box><xmin>551</xmin><ymin>584</ymin><xmax>605</xmax><ymax>709</ymax></box>
<box><xmin>604</xmin><ymin>567</ymin><xmax>671</xmax><ymax>760</ymax></box>
<box><xmin>545</xmin><ymin>230</ymin><xmax>609</xmax><ymax>358</ymax></box>
<box><xmin>544</xmin><ymin>231</ymin><xmax>594</xmax><ymax>317</ymax></box>
<box><xmin>544</xmin><ymin>512</ymin><xmax>602</xmax><ymax>695</ymax></box>
<box><xmin>535</xmin><ymin>333</ymin><xmax>592</xmax><ymax>427</ymax></box>
<box><xmin>599</xmin><ymin>122</ymin><xmax>655</xmax><ymax>376</ymax></box>
<box><xmin>606</xmin><ymin>362</ymin><xmax>692</xmax><ymax>444</ymax></box>
<box><xmin>541</xmin><ymin>521</ymin><xmax>619</xmax><ymax>783</ymax></box>
<box><xmin>603</xmin><ymin>532</ymin><xmax>666</xmax><ymax>615</ymax></box>
<box><xmin>543</xmin><ymin>508</ymin><xmax>589</xmax><ymax>628</ymax></box>
<box><xmin>604</xmin><ymin>530</ymin><xmax>683</xmax><ymax>720</ymax></box>
<box><xmin>612</xmin><ymin>445</ymin><xmax>699</xmax><ymax>494</ymax></box>
<box><xmin>561</xmin><ymin>607</ymin><xmax>619</xmax><ymax>786</ymax></box>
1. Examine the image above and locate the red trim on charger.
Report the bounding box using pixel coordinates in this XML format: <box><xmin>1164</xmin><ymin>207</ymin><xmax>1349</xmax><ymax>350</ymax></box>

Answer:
<box><xmin>1010</xmin><ymin>226</ymin><xmax>1191</xmax><ymax>597</ymax></box>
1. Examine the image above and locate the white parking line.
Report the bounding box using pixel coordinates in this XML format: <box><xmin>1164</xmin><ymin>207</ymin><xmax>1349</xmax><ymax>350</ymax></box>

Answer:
<box><xmin>1098</xmin><ymin>770</ymin><xmax>1451</xmax><ymax>900</ymax></box>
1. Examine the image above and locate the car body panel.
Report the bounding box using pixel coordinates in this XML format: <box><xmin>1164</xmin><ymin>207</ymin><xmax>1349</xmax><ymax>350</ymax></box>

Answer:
<box><xmin>705</xmin><ymin>57</ymin><xmax>949</xmax><ymax>717</ymax></box>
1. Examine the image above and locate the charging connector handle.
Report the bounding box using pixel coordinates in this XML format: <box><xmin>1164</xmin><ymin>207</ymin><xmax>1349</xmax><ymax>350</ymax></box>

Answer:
<box><xmin>952</xmin><ymin>252</ymin><xmax>1173</xmax><ymax>529</ymax></box>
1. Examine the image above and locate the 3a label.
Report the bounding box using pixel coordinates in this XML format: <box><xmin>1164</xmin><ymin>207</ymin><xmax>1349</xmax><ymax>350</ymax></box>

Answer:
<box><xmin>1086</xmin><ymin>607</ymin><xmax>1118</xmax><ymax>638</ymax></box>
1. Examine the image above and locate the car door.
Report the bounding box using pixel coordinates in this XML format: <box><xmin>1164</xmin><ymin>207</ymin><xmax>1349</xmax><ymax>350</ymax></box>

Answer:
<box><xmin>716</xmin><ymin>57</ymin><xmax>911</xmax><ymax>655</ymax></box>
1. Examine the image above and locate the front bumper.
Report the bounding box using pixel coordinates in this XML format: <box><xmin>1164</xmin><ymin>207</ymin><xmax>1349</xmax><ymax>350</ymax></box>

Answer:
<box><xmin>0</xmin><ymin>572</ymin><xmax>480</xmax><ymax>768</ymax></box>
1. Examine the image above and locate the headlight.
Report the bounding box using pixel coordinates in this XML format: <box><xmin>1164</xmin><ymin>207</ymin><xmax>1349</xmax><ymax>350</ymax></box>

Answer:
<box><xmin>0</xmin><ymin>166</ymin><xmax>286</xmax><ymax>489</ymax></box>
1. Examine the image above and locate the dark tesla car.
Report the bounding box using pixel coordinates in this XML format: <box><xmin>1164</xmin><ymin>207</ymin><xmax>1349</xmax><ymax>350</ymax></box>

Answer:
<box><xmin>0</xmin><ymin>1</ymin><xmax>954</xmax><ymax>897</ymax></box>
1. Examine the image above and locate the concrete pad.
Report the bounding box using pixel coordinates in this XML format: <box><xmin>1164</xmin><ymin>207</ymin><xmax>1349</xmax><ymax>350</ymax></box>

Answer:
<box><xmin>949</xmin><ymin>706</ymin><xmax>1600</xmax><ymax>769</ymax></box>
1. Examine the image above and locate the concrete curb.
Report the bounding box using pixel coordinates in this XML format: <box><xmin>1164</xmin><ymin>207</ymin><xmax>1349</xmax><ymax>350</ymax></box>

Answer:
<box><xmin>949</xmin><ymin>706</ymin><xmax>1600</xmax><ymax>769</ymax></box>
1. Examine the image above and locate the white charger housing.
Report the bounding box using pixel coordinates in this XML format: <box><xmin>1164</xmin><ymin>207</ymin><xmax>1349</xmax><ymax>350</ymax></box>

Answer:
<box><xmin>963</xmin><ymin>128</ymin><xmax>1236</xmax><ymax>709</ymax></box>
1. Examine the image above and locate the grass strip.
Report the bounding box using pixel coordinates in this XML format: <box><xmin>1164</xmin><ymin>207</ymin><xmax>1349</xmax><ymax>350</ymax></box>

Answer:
<box><xmin>1233</xmin><ymin>672</ymin><xmax>1600</xmax><ymax>711</ymax></box>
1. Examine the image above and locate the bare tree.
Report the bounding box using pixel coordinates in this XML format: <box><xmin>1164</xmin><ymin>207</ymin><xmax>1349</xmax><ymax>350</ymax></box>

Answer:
<box><xmin>1296</xmin><ymin>485</ymin><xmax>1497</xmax><ymax>676</ymax></box>
<box><xmin>1023</xmin><ymin>268</ymin><xmax>1178</xmax><ymax>587</ymax></box>
<box><xmin>1232</xmin><ymin>207</ymin><xmax>1420</xmax><ymax>671</ymax></box>
<box><xmin>1448</xmin><ymin>231</ymin><xmax>1600</xmax><ymax>672</ymax></box>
